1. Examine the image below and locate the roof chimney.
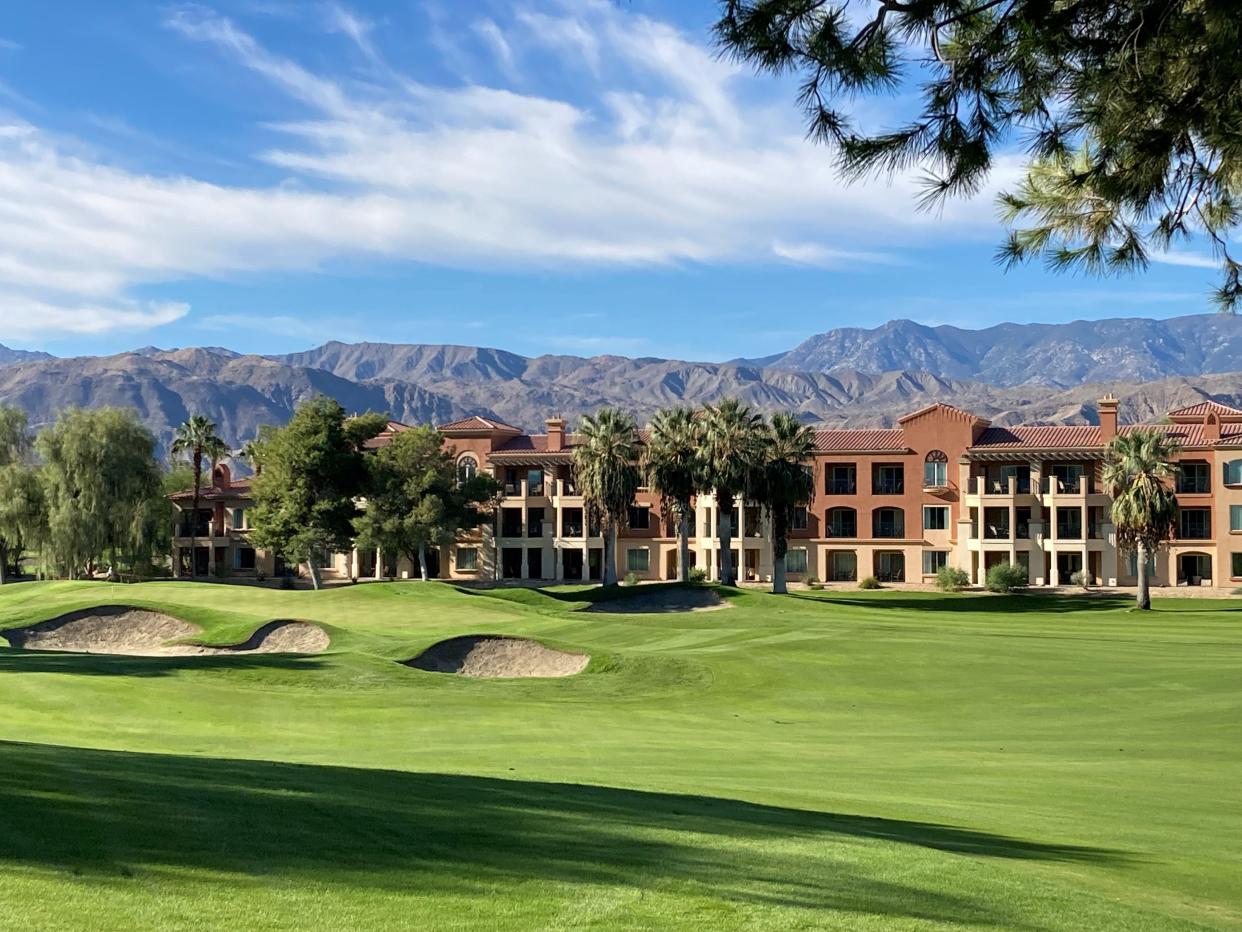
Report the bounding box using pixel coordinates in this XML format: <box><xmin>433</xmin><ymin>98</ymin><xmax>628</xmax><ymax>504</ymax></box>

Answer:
<box><xmin>1205</xmin><ymin>411</ymin><xmax>1222</xmax><ymax>442</ymax></box>
<box><xmin>545</xmin><ymin>416</ymin><xmax>565</xmax><ymax>452</ymax></box>
<box><xmin>1098</xmin><ymin>394</ymin><xmax>1119</xmax><ymax>443</ymax></box>
<box><xmin>213</xmin><ymin>461</ymin><xmax>232</xmax><ymax>489</ymax></box>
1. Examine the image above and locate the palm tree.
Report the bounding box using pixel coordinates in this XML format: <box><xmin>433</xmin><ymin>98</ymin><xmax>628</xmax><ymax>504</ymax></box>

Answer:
<box><xmin>170</xmin><ymin>415</ymin><xmax>228</xmax><ymax>578</ymax></box>
<box><xmin>700</xmin><ymin>399</ymin><xmax>765</xmax><ymax>586</ymax></box>
<box><xmin>574</xmin><ymin>408</ymin><xmax>640</xmax><ymax>586</ymax></box>
<box><xmin>643</xmin><ymin>407</ymin><xmax>702</xmax><ymax>583</ymax></box>
<box><xmin>756</xmin><ymin>413</ymin><xmax>816</xmax><ymax>594</ymax></box>
<box><xmin>1102</xmin><ymin>428</ymin><xmax>1181</xmax><ymax>610</ymax></box>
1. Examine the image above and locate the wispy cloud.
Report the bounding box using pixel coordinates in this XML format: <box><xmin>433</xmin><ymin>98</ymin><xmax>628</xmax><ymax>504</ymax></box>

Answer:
<box><xmin>1152</xmin><ymin>250</ymin><xmax>1219</xmax><ymax>270</ymax></box>
<box><xmin>0</xmin><ymin>1</ymin><xmax>1014</xmax><ymax>337</ymax></box>
<box><xmin>0</xmin><ymin>38</ymin><xmax>21</xmax><ymax>52</ymax></box>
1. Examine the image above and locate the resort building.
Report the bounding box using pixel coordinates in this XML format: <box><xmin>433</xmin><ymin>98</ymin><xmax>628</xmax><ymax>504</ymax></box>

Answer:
<box><xmin>170</xmin><ymin>399</ymin><xmax>1242</xmax><ymax>589</ymax></box>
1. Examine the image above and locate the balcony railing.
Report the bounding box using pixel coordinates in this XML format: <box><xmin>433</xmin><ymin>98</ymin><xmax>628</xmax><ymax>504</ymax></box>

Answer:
<box><xmin>1042</xmin><ymin>477</ymin><xmax>1092</xmax><ymax>495</ymax></box>
<box><xmin>873</xmin><ymin>523</ymin><xmax>904</xmax><ymax>539</ymax></box>
<box><xmin>980</xmin><ymin>477</ymin><xmax>1032</xmax><ymax>495</ymax></box>
<box><xmin>826</xmin><ymin>479</ymin><xmax>856</xmax><ymax>495</ymax></box>
<box><xmin>826</xmin><ymin>523</ymin><xmax>857</xmax><ymax>538</ymax></box>
<box><xmin>501</xmin><ymin>524</ymin><xmax>523</xmax><ymax>538</ymax></box>
<box><xmin>1055</xmin><ymin>524</ymin><xmax>1083</xmax><ymax>540</ymax></box>
<box><xmin>873</xmin><ymin>480</ymin><xmax>904</xmax><ymax>495</ymax></box>
<box><xmin>562</xmin><ymin>522</ymin><xmax>584</xmax><ymax>538</ymax></box>
<box><xmin>1177</xmin><ymin>478</ymin><xmax>1210</xmax><ymax>494</ymax></box>
<box><xmin>983</xmin><ymin>525</ymin><xmax>1010</xmax><ymax>540</ymax></box>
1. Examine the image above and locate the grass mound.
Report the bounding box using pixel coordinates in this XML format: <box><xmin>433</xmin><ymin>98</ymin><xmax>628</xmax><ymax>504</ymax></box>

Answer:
<box><xmin>406</xmin><ymin>635</ymin><xmax>589</xmax><ymax>678</ymax></box>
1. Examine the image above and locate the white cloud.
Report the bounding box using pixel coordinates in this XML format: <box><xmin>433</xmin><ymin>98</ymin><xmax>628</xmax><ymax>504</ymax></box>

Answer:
<box><xmin>0</xmin><ymin>294</ymin><xmax>186</xmax><ymax>339</ymax></box>
<box><xmin>0</xmin><ymin>38</ymin><xmax>21</xmax><ymax>52</ymax></box>
<box><xmin>1152</xmin><ymin>250</ymin><xmax>1219</xmax><ymax>270</ymax></box>
<box><xmin>0</xmin><ymin>2</ymin><xmax>1018</xmax><ymax>337</ymax></box>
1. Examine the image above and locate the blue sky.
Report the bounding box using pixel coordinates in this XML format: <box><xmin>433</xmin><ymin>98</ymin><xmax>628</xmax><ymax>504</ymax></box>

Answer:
<box><xmin>0</xmin><ymin>0</ymin><xmax>1221</xmax><ymax>361</ymax></box>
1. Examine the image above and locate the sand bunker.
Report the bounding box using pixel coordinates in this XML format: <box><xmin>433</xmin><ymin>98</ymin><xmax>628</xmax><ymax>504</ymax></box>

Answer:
<box><xmin>586</xmin><ymin>587</ymin><xmax>730</xmax><ymax>614</ymax></box>
<box><xmin>407</xmin><ymin>636</ymin><xmax>589</xmax><ymax>678</ymax></box>
<box><xmin>3</xmin><ymin>606</ymin><xmax>328</xmax><ymax>657</ymax></box>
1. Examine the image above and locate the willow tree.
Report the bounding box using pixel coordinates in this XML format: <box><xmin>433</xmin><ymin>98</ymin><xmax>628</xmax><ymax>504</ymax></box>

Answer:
<box><xmin>0</xmin><ymin>406</ymin><xmax>44</xmax><ymax>583</ymax></box>
<box><xmin>574</xmin><ymin>408</ymin><xmax>640</xmax><ymax>587</ymax></box>
<box><xmin>36</xmin><ymin>407</ymin><xmax>163</xmax><ymax>579</ymax></box>
<box><xmin>643</xmin><ymin>407</ymin><xmax>702</xmax><ymax>584</ymax></box>
<box><xmin>716</xmin><ymin>0</ymin><xmax>1242</xmax><ymax>309</ymax></box>
<box><xmin>1102</xmin><ymin>428</ymin><xmax>1181</xmax><ymax>611</ymax></box>
<box><xmin>170</xmin><ymin>414</ymin><xmax>228</xmax><ymax>578</ymax></box>
<box><xmin>700</xmin><ymin>399</ymin><xmax>766</xmax><ymax>586</ymax></box>
<box><xmin>756</xmin><ymin>413</ymin><xmax>816</xmax><ymax>595</ymax></box>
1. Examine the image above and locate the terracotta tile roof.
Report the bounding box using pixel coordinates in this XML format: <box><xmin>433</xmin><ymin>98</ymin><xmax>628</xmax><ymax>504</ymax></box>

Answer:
<box><xmin>812</xmin><ymin>429</ymin><xmax>910</xmax><ymax>453</ymax></box>
<box><xmin>169</xmin><ymin>479</ymin><xmax>252</xmax><ymax>501</ymax></box>
<box><xmin>972</xmin><ymin>425</ymin><xmax>1103</xmax><ymax>449</ymax></box>
<box><xmin>437</xmin><ymin>415</ymin><xmax>522</xmax><ymax>433</ymax></box>
<box><xmin>490</xmin><ymin>434</ymin><xmax>583</xmax><ymax>456</ymax></box>
<box><xmin>1166</xmin><ymin>400</ymin><xmax>1242</xmax><ymax>419</ymax></box>
<box><xmin>1120</xmin><ymin>423</ymin><xmax>1242</xmax><ymax>447</ymax></box>
<box><xmin>363</xmin><ymin>420</ymin><xmax>412</xmax><ymax>449</ymax></box>
<box><xmin>898</xmin><ymin>403</ymin><xmax>989</xmax><ymax>426</ymax></box>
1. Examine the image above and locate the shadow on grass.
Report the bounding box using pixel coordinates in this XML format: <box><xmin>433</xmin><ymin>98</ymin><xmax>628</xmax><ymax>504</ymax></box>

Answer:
<box><xmin>456</xmin><ymin>581</ymin><xmax>729</xmax><ymax>609</ymax></box>
<box><xmin>0</xmin><ymin>740</ymin><xmax>1128</xmax><ymax>924</ymax></box>
<box><xmin>801</xmin><ymin>593</ymin><xmax>1137</xmax><ymax>614</ymax></box>
<box><xmin>0</xmin><ymin>649</ymin><xmax>326</xmax><ymax>678</ymax></box>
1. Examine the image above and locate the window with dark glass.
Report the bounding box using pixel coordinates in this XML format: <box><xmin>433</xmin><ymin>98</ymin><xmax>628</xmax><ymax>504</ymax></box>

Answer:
<box><xmin>792</xmin><ymin>506</ymin><xmax>809</xmax><ymax>530</ymax></box>
<box><xmin>873</xmin><ymin>465</ymin><xmax>904</xmax><ymax>495</ymax></box>
<box><xmin>628</xmin><ymin>505</ymin><xmax>651</xmax><ymax>529</ymax></box>
<box><xmin>526</xmin><ymin>469</ymin><xmax>544</xmax><ymax>496</ymax></box>
<box><xmin>826</xmin><ymin>507</ymin><xmax>857</xmax><ymax>538</ymax></box>
<box><xmin>923</xmin><ymin>506</ymin><xmax>949</xmax><ymax>530</ymax></box>
<box><xmin>562</xmin><ymin>507</ymin><xmax>584</xmax><ymax>537</ymax></box>
<box><xmin>457</xmin><ymin>455</ymin><xmax>478</xmax><ymax>484</ymax></box>
<box><xmin>1055</xmin><ymin>507</ymin><xmax>1082</xmax><ymax>539</ymax></box>
<box><xmin>1179</xmin><ymin>508</ymin><xmax>1211</xmax><ymax>539</ymax></box>
<box><xmin>829</xmin><ymin>551</ymin><xmax>857</xmax><ymax>581</ymax></box>
<box><xmin>922</xmin><ymin>551</ymin><xmax>948</xmax><ymax>574</ymax></box>
<box><xmin>1177</xmin><ymin>462</ymin><xmax>1210</xmax><ymax>494</ymax></box>
<box><xmin>527</xmin><ymin>507</ymin><xmax>544</xmax><ymax>537</ymax></box>
<box><xmin>875</xmin><ymin>551</ymin><xmax>905</xmax><ymax>582</ymax></box>
<box><xmin>872</xmin><ymin>507</ymin><xmax>904</xmax><ymax>538</ymax></box>
<box><xmin>501</xmin><ymin>507</ymin><xmax>523</xmax><ymax>538</ymax></box>
<box><xmin>825</xmin><ymin>464</ymin><xmax>856</xmax><ymax>495</ymax></box>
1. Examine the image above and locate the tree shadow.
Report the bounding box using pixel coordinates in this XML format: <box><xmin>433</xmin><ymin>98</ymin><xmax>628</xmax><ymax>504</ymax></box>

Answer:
<box><xmin>454</xmin><ymin>580</ymin><xmax>714</xmax><ymax>609</ymax></box>
<box><xmin>0</xmin><ymin>649</ymin><xmax>326</xmax><ymax>678</ymax></box>
<box><xmin>0</xmin><ymin>740</ymin><xmax>1130</xmax><ymax>925</ymax></box>
<box><xmin>801</xmin><ymin>593</ymin><xmax>1136</xmax><ymax>614</ymax></box>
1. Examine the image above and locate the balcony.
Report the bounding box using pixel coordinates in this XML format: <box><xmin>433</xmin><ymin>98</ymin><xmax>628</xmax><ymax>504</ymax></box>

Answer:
<box><xmin>873</xmin><ymin>480</ymin><xmax>904</xmax><ymax>495</ymax></box>
<box><xmin>983</xmin><ymin>524</ymin><xmax>1011</xmax><ymax>541</ymax></box>
<box><xmin>826</xmin><ymin>479</ymin><xmax>856</xmax><ymax>495</ymax></box>
<box><xmin>1042</xmin><ymin>476</ymin><xmax>1092</xmax><ymax>496</ymax></box>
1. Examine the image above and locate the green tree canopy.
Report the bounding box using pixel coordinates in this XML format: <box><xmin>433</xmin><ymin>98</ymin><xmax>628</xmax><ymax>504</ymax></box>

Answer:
<box><xmin>36</xmin><ymin>407</ymin><xmax>163</xmax><ymax>579</ymax></box>
<box><xmin>574</xmin><ymin>408</ymin><xmax>641</xmax><ymax>587</ymax></box>
<box><xmin>715</xmin><ymin>0</ymin><xmax>1242</xmax><ymax>309</ymax></box>
<box><xmin>354</xmin><ymin>426</ymin><xmax>502</xmax><ymax>580</ymax></box>
<box><xmin>1102</xmin><ymin>427</ymin><xmax>1181</xmax><ymax>610</ymax></box>
<box><xmin>0</xmin><ymin>406</ymin><xmax>43</xmax><ymax>583</ymax></box>
<box><xmin>248</xmin><ymin>396</ymin><xmax>370</xmax><ymax>589</ymax></box>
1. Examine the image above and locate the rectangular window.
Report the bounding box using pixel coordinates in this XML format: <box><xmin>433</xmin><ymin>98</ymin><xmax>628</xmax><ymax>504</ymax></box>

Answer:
<box><xmin>1179</xmin><ymin>508</ymin><xmax>1211</xmax><ymax>540</ymax></box>
<box><xmin>1233</xmin><ymin>553</ymin><xmax>1242</xmax><ymax>578</ymax></box>
<box><xmin>922</xmin><ymin>551</ymin><xmax>948</xmax><ymax>575</ymax></box>
<box><xmin>501</xmin><ymin>507</ymin><xmax>523</xmax><ymax>538</ymax></box>
<box><xmin>1225</xmin><ymin>460</ymin><xmax>1242</xmax><ymax>486</ymax></box>
<box><xmin>826</xmin><ymin>464</ymin><xmax>856</xmax><ymax>495</ymax></box>
<box><xmin>923</xmin><ymin>461</ymin><xmax>948</xmax><ymax>488</ymax></box>
<box><xmin>562</xmin><ymin>507</ymin><xmax>584</xmax><ymax>537</ymax></box>
<box><xmin>829</xmin><ymin>551</ymin><xmax>857</xmax><ymax>582</ymax></box>
<box><xmin>875</xmin><ymin>551</ymin><xmax>905</xmax><ymax>582</ymax></box>
<box><xmin>873</xmin><ymin>465</ymin><xmax>904</xmax><ymax>495</ymax></box>
<box><xmin>1049</xmin><ymin>464</ymin><xmax>1085</xmax><ymax>493</ymax></box>
<box><xmin>785</xmin><ymin>548</ymin><xmax>808</xmax><ymax>574</ymax></box>
<box><xmin>628</xmin><ymin>505</ymin><xmax>651</xmax><ymax>529</ymax></box>
<box><xmin>827</xmin><ymin>510</ymin><xmax>857</xmax><ymax>538</ymax></box>
<box><xmin>527</xmin><ymin>507</ymin><xmax>544</xmax><ymax>538</ymax></box>
<box><xmin>792</xmin><ymin>506</ymin><xmax>809</xmax><ymax>530</ymax></box>
<box><xmin>1231</xmin><ymin>505</ymin><xmax>1242</xmax><ymax>532</ymax></box>
<box><xmin>1055</xmin><ymin>507</ymin><xmax>1082</xmax><ymax>540</ymax></box>
<box><xmin>1177</xmin><ymin>462</ymin><xmax>1210</xmax><ymax>494</ymax></box>
<box><xmin>626</xmin><ymin>548</ymin><xmax>650</xmax><ymax>572</ymax></box>
<box><xmin>232</xmin><ymin>507</ymin><xmax>246</xmax><ymax>530</ymax></box>
<box><xmin>873</xmin><ymin>508</ymin><xmax>904</xmax><ymax>539</ymax></box>
<box><xmin>233</xmin><ymin>546</ymin><xmax>256</xmax><ymax>570</ymax></box>
<box><xmin>923</xmin><ymin>506</ymin><xmax>949</xmax><ymax>530</ymax></box>
<box><xmin>527</xmin><ymin>469</ymin><xmax>545</xmax><ymax>496</ymax></box>
<box><xmin>456</xmin><ymin>547</ymin><xmax>479</xmax><ymax>571</ymax></box>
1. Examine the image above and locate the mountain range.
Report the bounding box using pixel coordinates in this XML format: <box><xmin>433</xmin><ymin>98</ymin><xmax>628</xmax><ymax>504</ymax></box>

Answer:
<box><xmin>0</xmin><ymin>313</ymin><xmax>1239</xmax><ymax>452</ymax></box>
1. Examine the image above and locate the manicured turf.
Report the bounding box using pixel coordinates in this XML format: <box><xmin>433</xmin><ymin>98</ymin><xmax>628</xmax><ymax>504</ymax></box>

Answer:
<box><xmin>0</xmin><ymin>581</ymin><xmax>1238</xmax><ymax>930</ymax></box>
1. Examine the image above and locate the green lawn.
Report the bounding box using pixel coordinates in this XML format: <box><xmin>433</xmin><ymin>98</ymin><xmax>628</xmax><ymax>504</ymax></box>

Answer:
<box><xmin>0</xmin><ymin>581</ymin><xmax>1238</xmax><ymax>930</ymax></box>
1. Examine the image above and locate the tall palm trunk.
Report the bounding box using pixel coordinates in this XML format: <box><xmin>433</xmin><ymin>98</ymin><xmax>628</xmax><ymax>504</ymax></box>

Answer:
<box><xmin>603</xmin><ymin>520</ymin><xmax>618</xmax><ymax>586</ymax></box>
<box><xmin>717</xmin><ymin>490</ymin><xmax>735</xmax><ymax>586</ymax></box>
<box><xmin>1136</xmin><ymin>541</ymin><xmax>1151</xmax><ymax>610</ymax></box>
<box><xmin>189</xmin><ymin>447</ymin><xmax>202</xmax><ymax>578</ymax></box>
<box><xmin>771</xmin><ymin>511</ymin><xmax>789</xmax><ymax>595</ymax></box>
<box><xmin>677</xmin><ymin>509</ymin><xmax>690</xmax><ymax>584</ymax></box>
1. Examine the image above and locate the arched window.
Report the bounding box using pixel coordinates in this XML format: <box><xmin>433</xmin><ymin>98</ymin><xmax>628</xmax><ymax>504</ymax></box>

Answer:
<box><xmin>825</xmin><ymin>507</ymin><xmax>857</xmax><ymax>538</ymax></box>
<box><xmin>923</xmin><ymin>450</ymin><xmax>949</xmax><ymax>488</ymax></box>
<box><xmin>873</xmin><ymin>507</ymin><xmax>905</xmax><ymax>539</ymax></box>
<box><xmin>457</xmin><ymin>455</ymin><xmax>478</xmax><ymax>485</ymax></box>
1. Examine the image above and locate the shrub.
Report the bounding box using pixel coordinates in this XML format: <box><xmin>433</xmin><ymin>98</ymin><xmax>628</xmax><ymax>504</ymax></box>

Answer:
<box><xmin>858</xmin><ymin>576</ymin><xmax>881</xmax><ymax>590</ymax></box>
<box><xmin>1070</xmin><ymin>569</ymin><xmax>1090</xmax><ymax>588</ymax></box>
<box><xmin>935</xmin><ymin>565</ymin><xmax>971</xmax><ymax>592</ymax></box>
<box><xmin>985</xmin><ymin>562</ymin><xmax>1028</xmax><ymax>593</ymax></box>
<box><xmin>804</xmin><ymin>575</ymin><xmax>823</xmax><ymax>590</ymax></box>
<box><xmin>624</xmin><ymin>571</ymin><xmax>640</xmax><ymax>586</ymax></box>
<box><xmin>688</xmin><ymin>567</ymin><xmax>708</xmax><ymax>585</ymax></box>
